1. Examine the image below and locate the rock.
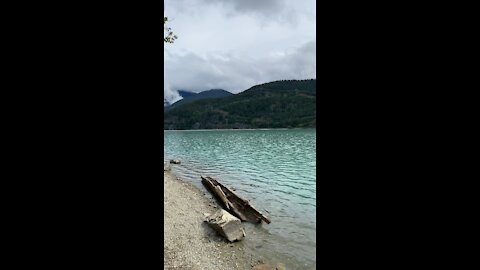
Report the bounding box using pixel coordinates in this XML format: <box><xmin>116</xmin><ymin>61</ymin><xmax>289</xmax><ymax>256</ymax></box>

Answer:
<box><xmin>205</xmin><ymin>209</ymin><xmax>245</xmax><ymax>242</ymax></box>
<box><xmin>164</xmin><ymin>164</ymin><xmax>171</xmax><ymax>171</ymax></box>
<box><xmin>170</xmin><ymin>159</ymin><xmax>181</xmax><ymax>164</ymax></box>
<box><xmin>252</xmin><ymin>264</ymin><xmax>274</xmax><ymax>270</ymax></box>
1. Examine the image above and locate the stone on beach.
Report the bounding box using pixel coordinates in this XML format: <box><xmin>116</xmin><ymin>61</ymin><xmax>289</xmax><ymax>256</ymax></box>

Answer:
<box><xmin>164</xmin><ymin>164</ymin><xmax>171</xmax><ymax>171</ymax></box>
<box><xmin>205</xmin><ymin>209</ymin><xmax>246</xmax><ymax>242</ymax></box>
<box><xmin>252</xmin><ymin>263</ymin><xmax>286</xmax><ymax>270</ymax></box>
<box><xmin>170</xmin><ymin>159</ymin><xmax>181</xmax><ymax>164</ymax></box>
<box><xmin>252</xmin><ymin>263</ymin><xmax>274</xmax><ymax>270</ymax></box>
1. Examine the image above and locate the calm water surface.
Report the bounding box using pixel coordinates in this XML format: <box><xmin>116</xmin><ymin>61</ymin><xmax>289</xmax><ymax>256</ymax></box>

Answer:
<box><xmin>164</xmin><ymin>129</ymin><xmax>316</xmax><ymax>269</ymax></box>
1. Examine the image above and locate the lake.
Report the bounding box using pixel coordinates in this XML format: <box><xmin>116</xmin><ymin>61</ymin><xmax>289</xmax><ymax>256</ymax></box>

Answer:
<box><xmin>164</xmin><ymin>129</ymin><xmax>316</xmax><ymax>269</ymax></box>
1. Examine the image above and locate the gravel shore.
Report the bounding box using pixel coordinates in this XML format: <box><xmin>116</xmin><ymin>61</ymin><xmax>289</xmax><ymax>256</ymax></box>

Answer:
<box><xmin>164</xmin><ymin>171</ymin><xmax>260</xmax><ymax>269</ymax></box>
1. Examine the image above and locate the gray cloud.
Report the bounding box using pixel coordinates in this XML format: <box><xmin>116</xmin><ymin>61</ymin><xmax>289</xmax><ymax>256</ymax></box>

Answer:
<box><xmin>205</xmin><ymin>0</ymin><xmax>290</xmax><ymax>23</ymax></box>
<box><xmin>165</xmin><ymin>40</ymin><xmax>315</xmax><ymax>95</ymax></box>
<box><xmin>164</xmin><ymin>0</ymin><xmax>315</xmax><ymax>103</ymax></box>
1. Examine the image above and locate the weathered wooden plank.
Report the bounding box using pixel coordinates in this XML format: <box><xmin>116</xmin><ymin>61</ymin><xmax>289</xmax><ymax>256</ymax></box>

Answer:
<box><xmin>207</xmin><ymin>176</ymin><xmax>271</xmax><ymax>224</ymax></box>
<box><xmin>214</xmin><ymin>185</ymin><xmax>232</xmax><ymax>211</ymax></box>
<box><xmin>201</xmin><ymin>175</ymin><xmax>271</xmax><ymax>224</ymax></box>
<box><xmin>202</xmin><ymin>176</ymin><xmax>248</xmax><ymax>221</ymax></box>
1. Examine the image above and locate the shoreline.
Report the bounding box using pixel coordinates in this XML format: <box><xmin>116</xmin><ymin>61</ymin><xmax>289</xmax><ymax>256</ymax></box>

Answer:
<box><xmin>164</xmin><ymin>170</ymin><xmax>262</xmax><ymax>269</ymax></box>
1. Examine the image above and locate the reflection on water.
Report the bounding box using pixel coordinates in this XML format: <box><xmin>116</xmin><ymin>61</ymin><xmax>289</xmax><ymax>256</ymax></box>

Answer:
<box><xmin>164</xmin><ymin>129</ymin><xmax>316</xmax><ymax>269</ymax></box>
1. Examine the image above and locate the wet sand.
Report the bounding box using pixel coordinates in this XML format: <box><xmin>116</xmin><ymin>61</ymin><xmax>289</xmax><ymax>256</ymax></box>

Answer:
<box><xmin>164</xmin><ymin>171</ymin><xmax>261</xmax><ymax>269</ymax></box>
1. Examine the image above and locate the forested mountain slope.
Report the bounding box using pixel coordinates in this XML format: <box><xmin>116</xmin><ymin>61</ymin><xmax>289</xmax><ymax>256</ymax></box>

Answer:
<box><xmin>164</xmin><ymin>79</ymin><xmax>316</xmax><ymax>130</ymax></box>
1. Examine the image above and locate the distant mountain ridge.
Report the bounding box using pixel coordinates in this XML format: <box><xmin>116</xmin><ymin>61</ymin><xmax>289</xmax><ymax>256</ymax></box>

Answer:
<box><xmin>164</xmin><ymin>79</ymin><xmax>316</xmax><ymax>130</ymax></box>
<box><xmin>164</xmin><ymin>89</ymin><xmax>233</xmax><ymax>112</ymax></box>
<box><xmin>177</xmin><ymin>90</ymin><xmax>196</xmax><ymax>99</ymax></box>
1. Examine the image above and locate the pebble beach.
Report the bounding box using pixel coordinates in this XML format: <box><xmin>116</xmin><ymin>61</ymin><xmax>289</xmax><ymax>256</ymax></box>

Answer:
<box><xmin>164</xmin><ymin>170</ymin><xmax>263</xmax><ymax>269</ymax></box>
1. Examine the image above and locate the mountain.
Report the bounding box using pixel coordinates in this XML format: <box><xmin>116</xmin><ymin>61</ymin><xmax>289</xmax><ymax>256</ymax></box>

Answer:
<box><xmin>177</xmin><ymin>90</ymin><xmax>197</xmax><ymax>99</ymax></box>
<box><xmin>164</xmin><ymin>89</ymin><xmax>233</xmax><ymax>112</ymax></box>
<box><xmin>164</xmin><ymin>79</ymin><xmax>316</xmax><ymax>130</ymax></box>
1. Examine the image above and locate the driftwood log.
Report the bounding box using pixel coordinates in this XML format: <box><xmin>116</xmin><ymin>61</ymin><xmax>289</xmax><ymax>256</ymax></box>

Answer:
<box><xmin>201</xmin><ymin>176</ymin><xmax>271</xmax><ymax>224</ymax></box>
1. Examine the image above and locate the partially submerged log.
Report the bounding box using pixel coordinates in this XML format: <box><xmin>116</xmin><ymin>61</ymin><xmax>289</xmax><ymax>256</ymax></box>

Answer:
<box><xmin>201</xmin><ymin>176</ymin><xmax>271</xmax><ymax>224</ymax></box>
<box><xmin>205</xmin><ymin>209</ymin><xmax>245</xmax><ymax>242</ymax></box>
<box><xmin>202</xmin><ymin>175</ymin><xmax>245</xmax><ymax>219</ymax></box>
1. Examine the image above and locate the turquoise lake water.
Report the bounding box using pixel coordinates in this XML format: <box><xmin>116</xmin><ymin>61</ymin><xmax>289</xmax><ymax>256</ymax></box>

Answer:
<box><xmin>164</xmin><ymin>129</ymin><xmax>316</xmax><ymax>269</ymax></box>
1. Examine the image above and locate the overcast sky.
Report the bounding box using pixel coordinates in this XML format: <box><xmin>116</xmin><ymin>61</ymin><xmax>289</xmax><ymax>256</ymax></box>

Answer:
<box><xmin>164</xmin><ymin>0</ymin><xmax>316</xmax><ymax>103</ymax></box>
